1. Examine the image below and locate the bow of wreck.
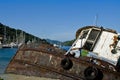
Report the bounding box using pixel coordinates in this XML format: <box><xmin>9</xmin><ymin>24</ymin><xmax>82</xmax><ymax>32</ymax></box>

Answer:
<box><xmin>5</xmin><ymin>26</ymin><xmax>120</xmax><ymax>80</ymax></box>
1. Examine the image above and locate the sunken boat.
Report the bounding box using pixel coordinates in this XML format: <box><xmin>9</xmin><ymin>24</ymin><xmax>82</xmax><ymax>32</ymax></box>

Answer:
<box><xmin>5</xmin><ymin>26</ymin><xmax>120</xmax><ymax>80</ymax></box>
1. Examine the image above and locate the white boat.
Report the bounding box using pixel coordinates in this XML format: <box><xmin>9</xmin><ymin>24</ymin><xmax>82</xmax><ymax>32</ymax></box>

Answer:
<box><xmin>66</xmin><ymin>26</ymin><xmax>120</xmax><ymax>67</ymax></box>
<box><xmin>6</xmin><ymin>26</ymin><xmax>120</xmax><ymax>80</ymax></box>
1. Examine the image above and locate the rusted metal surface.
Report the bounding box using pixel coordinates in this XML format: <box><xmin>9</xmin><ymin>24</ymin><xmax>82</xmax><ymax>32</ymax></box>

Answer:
<box><xmin>5</xmin><ymin>43</ymin><xmax>120</xmax><ymax>80</ymax></box>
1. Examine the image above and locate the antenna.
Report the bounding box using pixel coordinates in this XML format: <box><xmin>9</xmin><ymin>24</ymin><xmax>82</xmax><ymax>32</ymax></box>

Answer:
<box><xmin>93</xmin><ymin>14</ymin><xmax>98</xmax><ymax>26</ymax></box>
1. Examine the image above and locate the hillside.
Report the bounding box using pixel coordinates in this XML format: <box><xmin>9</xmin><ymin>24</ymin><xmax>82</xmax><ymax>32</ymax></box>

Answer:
<box><xmin>0</xmin><ymin>23</ymin><xmax>49</xmax><ymax>44</ymax></box>
<box><xmin>62</xmin><ymin>39</ymin><xmax>75</xmax><ymax>46</ymax></box>
<box><xmin>46</xmin><ymin>39</ymin><xmax>75</xmax><ymax>46</ymax></box>
<box><xmin>46</xmin><ymin>39</ymin><xmax>62</xmax><ymax>45</ymax></box>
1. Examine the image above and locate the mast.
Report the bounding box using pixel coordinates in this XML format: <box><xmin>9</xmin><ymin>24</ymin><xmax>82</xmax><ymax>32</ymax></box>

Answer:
<box><xmin>16</xmin><ymin>30</ymin><xmax>18</xmax><ymax>44</ymax></box>
<box><xmin>93</xmin><ymin>14</ymin><xmax>98</xmax><ymax>26</ymax></box>
<box><xmin>3</xmin><ymin>26</ymin><xmax>7</xmax><ymax>44</ymax></box>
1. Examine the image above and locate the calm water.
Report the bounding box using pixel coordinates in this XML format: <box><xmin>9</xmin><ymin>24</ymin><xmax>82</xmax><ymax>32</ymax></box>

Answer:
<box><xmin>0</xmin><ymin>48</ymin><xmax>18</xmax><ymax>74</ymax></box>
<box><xmin>61</xmin><ymin>46</ymin><xmax>70</xmax><ymax>51</ymax></box>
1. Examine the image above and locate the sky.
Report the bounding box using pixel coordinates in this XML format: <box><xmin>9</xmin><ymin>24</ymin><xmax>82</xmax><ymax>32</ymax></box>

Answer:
<box><xmin>0</xmin><ymin>0</ymin><xmax>120</xmax><ymax>41</ymax></box>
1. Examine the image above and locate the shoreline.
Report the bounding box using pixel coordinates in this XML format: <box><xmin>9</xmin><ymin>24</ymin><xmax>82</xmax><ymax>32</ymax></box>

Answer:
<box><xmin>0</xmin><ymin>74</ymin><xmax>59</xmax><ymax>80</ymax></box>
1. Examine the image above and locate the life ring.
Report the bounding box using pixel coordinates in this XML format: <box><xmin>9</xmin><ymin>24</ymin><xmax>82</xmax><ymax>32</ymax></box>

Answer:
<box><xmin>84</xmin><ymin>66</ymin><xmax>103</xmax><ymax>80</ymax></box>
<box><xmin>61</xmin><ymin>57</ymin><xmax>73</xmax><ymax>70</ymax></box>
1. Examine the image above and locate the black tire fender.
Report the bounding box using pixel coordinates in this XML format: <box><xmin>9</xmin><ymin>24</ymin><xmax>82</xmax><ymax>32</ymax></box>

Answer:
<box><xmin>84</xmin><ymin>66</ymin><xmax>103</xmax><ymax>80</ymax></box>
<box><xmin>61</xmin><ymin>57</ymin><xmax>73</xmax><ymax>70</ymax></box>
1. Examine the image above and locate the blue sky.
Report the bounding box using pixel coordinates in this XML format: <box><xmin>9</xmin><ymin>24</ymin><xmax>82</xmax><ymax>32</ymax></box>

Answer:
<box><xmin>0</xmin><ymin>0</ymin><xmax>120</xmax><ymax>41</ymax></box>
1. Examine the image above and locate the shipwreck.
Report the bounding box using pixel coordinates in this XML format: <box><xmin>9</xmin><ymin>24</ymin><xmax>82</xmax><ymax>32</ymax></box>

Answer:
<box><xmin>5</xmin><ymin>26</ymin><xmax>120</xmax><ymax>80</ymax></box>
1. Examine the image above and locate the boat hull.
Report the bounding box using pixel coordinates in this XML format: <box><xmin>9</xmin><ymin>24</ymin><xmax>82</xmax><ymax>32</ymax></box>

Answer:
<box><xmin>5</xmin><ymin>44</ymin><xmax>120</xmax><ymax>80</ymax></box>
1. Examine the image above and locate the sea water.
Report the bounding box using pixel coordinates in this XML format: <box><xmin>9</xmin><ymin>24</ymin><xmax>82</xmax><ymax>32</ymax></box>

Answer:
<box><xmin>60</xmin><ymin>46</ymin><xmax>70</xmax><ymax>51</ymax></box>
<box><xmin>0</xmin><ymin>48</ymin><xmax>18</xmax><ymax>74</ymax></box>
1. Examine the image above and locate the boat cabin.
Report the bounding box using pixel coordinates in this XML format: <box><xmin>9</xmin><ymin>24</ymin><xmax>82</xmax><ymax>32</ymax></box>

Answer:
<box><xmin>66</xmin><ymin>26</ymin><xmax>120</xmax><ymax>66</ymax></box>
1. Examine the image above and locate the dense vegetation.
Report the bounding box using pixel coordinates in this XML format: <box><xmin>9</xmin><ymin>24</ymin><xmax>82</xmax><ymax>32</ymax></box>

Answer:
<box><xmin>62</xmin><ymin>39</ymin><xmax>75</xmax><ymax>46</ymax></box>
<box><xmin>0</xmin><ymin>23</ymin><xmax>49</xmax><ymax>44</ymax></box>
<box><xmin>46</xmin><ymin>39</ymin><xmax>62</xmax><ymax>45</ymax></box>
<box><xmin>46</xmin><ymin>39</ymin><xmax>75</xmax><ymax>46</ymax></box>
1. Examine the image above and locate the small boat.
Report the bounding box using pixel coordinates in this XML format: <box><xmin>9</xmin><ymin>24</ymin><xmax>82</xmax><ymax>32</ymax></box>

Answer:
<box><xmin>2</xmin><ymin>42</ymin><xmax>18</xmax><ymax>48</ymax></box>
<box><xmin>5</xmin><ymin>26</ymin><xmax>120</xmax><ymax>80</ymax></box>
<box><xmin>2</xmin><ymin>44</ymin><xmax>12</xmax><ymax>48</ymax></box>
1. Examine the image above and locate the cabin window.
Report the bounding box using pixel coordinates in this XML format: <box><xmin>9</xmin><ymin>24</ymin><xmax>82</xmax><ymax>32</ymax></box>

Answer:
<box><xmin>80</xmin><ymin>30</ymin><xmax>89</xmax><ymax>39</ymax></box>
<box><xmin>87</xmin><ymin>29</ymin><xmax>100</xmax><ymax>41</ymax></box>
<box><xmin>118</xmin><ymin>35</ymin><xmax>120</xmax><ymax>40</ymax></box>
<box><xmin>83</xmin><ymin>29</ymin><xmax>101</xmax><ymax>51</ymax></box>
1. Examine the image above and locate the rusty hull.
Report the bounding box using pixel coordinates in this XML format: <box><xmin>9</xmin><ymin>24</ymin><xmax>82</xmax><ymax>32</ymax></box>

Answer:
<box><xmin>5</xmin><ymin>44</ymin><xmax>120</xmax><ymax>80</ymax></box>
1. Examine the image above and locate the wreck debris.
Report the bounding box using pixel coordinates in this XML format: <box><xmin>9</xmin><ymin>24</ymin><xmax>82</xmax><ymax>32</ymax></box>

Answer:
<box><xmin>5</xmin><ymin>26</ymin><xmax>120</xmax><ymax>80</ymax></box>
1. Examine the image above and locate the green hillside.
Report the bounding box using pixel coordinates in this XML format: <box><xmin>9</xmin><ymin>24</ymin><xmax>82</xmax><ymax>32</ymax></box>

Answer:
<box><xmin>62</xmin><ymin>39</ymin><xmax>75</xmax><ymax>46</ymax></box>
<box><xmin>0</xmin><ymin>23</ymin><xmax>48</xmax><ymax>44</ymax></box>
